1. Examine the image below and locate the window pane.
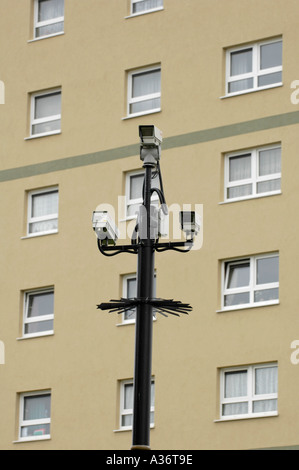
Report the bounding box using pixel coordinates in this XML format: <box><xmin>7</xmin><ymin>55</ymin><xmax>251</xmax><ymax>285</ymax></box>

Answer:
<box><xmin>21</xmin><ymin>423</ymin><xmax>51</xmax><ymax>438</ymax></box>
<box><xmin>130</xmin><ymin>97</ymin><xmax>161</xmax><ymax>115</ymax></box>
<box><xmin>258</xmin><ymin>71</ymin><xmax>282</xmax><ymax>87</ymax></box>
<box><xmin>229</xmin><ymin>78</ymin><xmax>254</xmax><ymax>93</ymax></box>
<box><xmin>229</xmin><ymin>154</ymin><xmax>251</xmax><ymax>182</ymax></box>
<box><xmin>225</xmin><ymin>370</ymin><xmax>247</xmax><ymax>398</ymax></box>
<box><xmin>25</xmin><ymin>319</ymin><xmax>54</xmax><ymax>335</ymax></box>
<box><xmin>224</xmin><ymin>292</ymin><xmax>250</xmax><ymax>307</ymax></box>
<box><xmin>130</xmin><ymin>174</ymin><xmax>144</xmax><ymax>200</ymax></box>
<box><xmin>124</xmin><ymin>278</ymin><xmax>137</xmax><ymax>321</ymax></box>
<box><xmin>29</xmin><ymin>218</ymin><xmax>58</xmax><ymax>234</ymax></box>
<box><xmin>260</xmin><ymin>41</ymin><xmax>282</xmax><ymax>69</ymax></box>
<box><xmin>253</xmin><ymin>399</ymin><xmax>277</xmax><ymax>413</ymax></box>
<box><xmin>124</xmin><ymin>383</ymin><xmax>133</xmax><ymax>410</ymax></box>
<box><xmin>254</xmin><ymin>288</ymin><xmax>279</xmax><ymax>303</ymax></box>
<box><xmin>231</xmin><ymin>49</ymin><xmax>252</xmax><ymax>76</ymax></box>
<box><xmin>27</xmin><ymin>292</ymin><xmax>54</xmax><ymax>318</ymax></box>
<box><xmin>255</xmin><ymin>366</ymin><xmax>278</xmax><ymax>394</ymax></box>
<box><xmin>259</xmin><ymin>148</ymin><xmax>281</xmax><ymax>176</ymax></box>
<box><xmin>223</xmin><ymin>402</ymin><xmax>248</xmax><ymax>416</ymax></box>
<box><xmin>132</xmin><ymin>70</ymin><xmax>161</xmax><ymax>98</ymax></box>
<box><xmin>121</xmin><ymin>414</ymin><xmax>132</xmax><ymax>427</ymax></box>
<box><xmin>36</xmin><ymin>22</ymin><xmax>64</xmax><ymax>37</ymax></box>
<box><xmin>227</xmin><ymin>262</ymin><xmax>250</xmax><ymax>288</ymax></box>
<box><xmin>32</xmin><ymin>191</ymin><xmax>58</xmax><ymax>218</ymax></box>
<box><xmin>133</xmin><ymin>0</ymin><xmax>163</xmax><ymax>13</ymax></box>
<box><xmin>256</xmin><ymin>256</ymin><xmax>279</xmax><ymax>284</ymax></box>
<box><xmin>24</xmin><ymin>394</ymin><xmax>51</xmax><ymax>421</ymax></box>
<box><xmin>32</xmin><ymin>119</ymin><xmax>61</xmax><ymax>135</ymax></box>
<box><xmin>38</xmin><ymin>0</ymin><xmax>64</xmax><ymax>22</ymax></box>
<box><xmin>227</xmin><ymin>184</ymin><xmax>252</xmax><ymax>199</ymax></box>
<box><xmin>35</xmin><ymin>93</ymin><xmax>61</xmax><ymax>119</ymax></box>
<box><xmin>257</xmin><ymin>179</ymin><xmax>281</xmax><ymax>194</ymax></box>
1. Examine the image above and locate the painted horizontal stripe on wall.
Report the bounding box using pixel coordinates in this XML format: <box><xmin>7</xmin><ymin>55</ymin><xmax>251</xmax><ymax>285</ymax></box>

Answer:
<box><xmin>1</xmin><ymin>110</ymin><xmax>299</xmax><ymax>183</ymax></box>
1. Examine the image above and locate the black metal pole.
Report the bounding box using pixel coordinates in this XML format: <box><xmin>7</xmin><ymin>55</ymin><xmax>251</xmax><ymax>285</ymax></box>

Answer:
<box><xmin>131</xmin><ymin>163</ymin><xmax>155</xmax><ymax>450</ymax></box>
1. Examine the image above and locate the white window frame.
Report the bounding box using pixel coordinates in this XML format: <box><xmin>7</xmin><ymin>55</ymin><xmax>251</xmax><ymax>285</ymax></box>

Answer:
<box><xmin>226</xmin><ymin>38</ymin><xmax>282</xmax><ymax>97</ymax></box>
<box><xmin>224</xmin><ymin>145</ymin><xmax>281</xmax><ymax>202</ymax></box>
<box><xmin>30</xmin><ymin>89</ymin><xmax>61</xmax><ymax>138</ymax></box>
<box><xmin>120</xmin><ymin>379</ymin><xmax>155</xmax><ymax>430</ymax></box>
<box><xmin>18</xmin><ymin>391</ymin><xmax>51</xmax><ymax>441</ymax></box>
<box><xmin>125</xmin><ymin>170</ymin><xmax>159</xmax><ymax>220</ymax></box>
<box><xmin>127</xmin><ymin>65</ymin><xmax>161</xmax><ymax>118</ymax></box>
<box><xmin>27</xmin><ymin>187</ymin><xmax>59</xmax><ymax>237</ymax></box>
<box><xmin>23</xmin><ymin>288</ymin><xmax>54</xmax><ymax>338</ymax></box>
<box><xmin>122</xmin><ymin>273</ymin><xmax>157</xmax><ymax>324</ymax></box>
<box><xmin>220</xmin><ymin>363</ymin><xmax>278</xmax><ymax>421</ymax></box>
<box><xmin>34</xmin><ymin>0</ymin><xmax>64</xmax><ymax>40</ymax></box>
<box><xmin>130</xmin><ymin>0</ymin><xmax>164</xmax><ymax>17</ymax></box>
<box><xmin>222</xmin><ymin>253</ymin><xmax>279</xmax><ymax>311</ymax></box>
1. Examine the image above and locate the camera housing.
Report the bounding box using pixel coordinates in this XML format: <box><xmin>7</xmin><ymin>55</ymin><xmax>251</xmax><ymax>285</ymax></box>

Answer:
<box><xmin>180</xmin><ymin>211</ymin><xmax>201</xmax><ymax>237</ymax></box>
<box><xmin>139</xmin><ymin>125</ymin><xmax>163</xmax><ymax>147</ymax></box>
<box><xmin>92</xmin><ymin>211</ymin><xmax>119</xmax><ymax>244</ymax></box>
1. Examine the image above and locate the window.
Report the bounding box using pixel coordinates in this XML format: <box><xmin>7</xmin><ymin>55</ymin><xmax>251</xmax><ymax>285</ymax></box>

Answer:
<box><xmin>223</xmin><ymin>253</ymin><xmax>279</xmax><ymax>310</ymax></box>
<box><xmin>23</xmin><ymin>289</ymin><xmax>54</xmax><ymax>337</ymax></box>
<box><xmin>131</xmin><ymin>0</ymin><xmax>163</xmax><ymax>15</ymax></box>
<box><xmin>127</xmin><ymin>66</ymin><xmax>161</xmax><ymax>117</ymax></box>
<box><xmin>224</xmin><ymin>145</ymin><xmax>281</xmax><ymax>201</ymax></box>
<box><xmin>30</xmin><ymin>89</ymin><xmax>61</xmax><ymax>137</ymax></box>
<box><xmin>19</xmin><ymin>391</ymin><xmax>51</xmax><ymax>441</ymax></box>
<box><xmin>34</xmin><ymin>0</ymin><xmax>64</xmax><ymax>39</ymax></box>
<box><xmin>220</xmin><ymin>363</ymin><xmax>278</xmax><ymax>420</ymax></box>
<box><xmin>120</xmin><ymin>379</ymin><xmax>155</xmax><ymax>430</ymax></box>
<box><xmin>27</xmin><ymin>187</ymin><xmax>59</xmax><ymax>236</ymax></box>
<box><xmin>122</xmin><ymin>273</ymin><xmax>157</xmax><ymax>324</ymax></box>
<box><xmin>126</xmin><ymin>170</ymin><xmax>160</xmax><ymax>218</ymax></box>
<box><xmin>226</xmin><ymin>39</ymin><xmax>282</xmax><ymax>95</ymax></box>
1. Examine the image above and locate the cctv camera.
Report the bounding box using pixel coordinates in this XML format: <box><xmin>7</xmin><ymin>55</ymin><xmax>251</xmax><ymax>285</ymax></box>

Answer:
<box><xmin>139</xmin><ymin>125</ymin><xmax>163</xmax><ymax>147</ymax></box>
<box><xmin>180</xmin><ymin>211</ymin><xmax>201</xmax><ymax>236</ymax></box>
<box><xmin>92</xmin><ymin>211</ymin><xmax>119</xmax><ymax>245</ymax></box>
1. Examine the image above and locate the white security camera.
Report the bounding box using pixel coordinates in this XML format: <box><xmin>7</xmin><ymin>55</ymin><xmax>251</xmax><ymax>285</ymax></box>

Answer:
<box><xmin>180</xmin><ymin>211</ymin><xmax>201</xmax><ymax>236</ymax></box>
<box><xmin>139</xmin><ymin>125</ymin><xmax>163</xmax><ymax>147</ymax></box>
<box><xmin>92</xmin><ymin>211</ymin><xmax>119</xmax><ymax>244</ymax></box>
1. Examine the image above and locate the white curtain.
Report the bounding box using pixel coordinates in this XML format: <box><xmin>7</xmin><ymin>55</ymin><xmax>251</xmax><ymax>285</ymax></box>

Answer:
<box><xmin>32</xmin><ymin>191</ymin><xmax>58</xmax><ymax>217</ymax></box>
<box><xmin>223</xmin><ymin>370</ymin><xmax>248</xmax><ymax>416</ymax></box>
<box><xmin>133</xmin><ymin>0</ymin><xmax>163</xmax><ymax>14</ymax></box>
<box><xmin>255</xmin><ymin>366</ymin><xmax>278</xmax><ymax>395</ymax></box>
<box><xmin>229</xmin><ymin>154</ymin><xmax>251</xmax><ymax>182</ymax></box>
<box><xmin>38</xmin><ymin>0</ymin><xmax>64</xmax><ymax>22</ymax></box>
<box><xmin>132</xmin><ymin>69</ymin><xmax>161</xmax><ymax>98</ymax></box>
<box><xmin>231</xmin><ymin>49</ymin><xmax>252</xmax><ymax>76</ymax></box>
<box><xmin>259</xmin><ymin>148</ymin><xmax>281</xmax><ymax>176</ymax></box>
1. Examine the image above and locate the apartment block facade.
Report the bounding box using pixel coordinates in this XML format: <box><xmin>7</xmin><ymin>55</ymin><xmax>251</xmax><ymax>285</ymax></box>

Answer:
<box><xmin>0</xmin><ymin>0</ymin><xmax>299</xmax><ymax>450</ymax></box>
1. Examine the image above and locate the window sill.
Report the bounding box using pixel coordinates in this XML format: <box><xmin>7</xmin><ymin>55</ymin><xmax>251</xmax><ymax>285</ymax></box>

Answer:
<box><xmin>216</xmin><ymin>300</ymin><xmax>279</xmax><ymax>314</ymax></box>
<box><xmin>220</xmin><ymin>83</ymin><xmax>283</xmax><ymax>99</ymax></box>
<box><xmin>219</xmin><ymin>191</ymin><xmax>282</xmax><ymax>205</ymax></box>
<box><xmin>28</xmin><ymin>32</ymin><xmax>64</xmax><ymax>43</ymax></box>
<box><xmin>17</xmin><ymin>332</ymin><xmax>54</xmax><ymax>341</ymax></box>
<box><xmin>24</xmin><ymin>131</ymin><xmax>61</xmax><ymax>141</ymax></box>
<box><xmin>114</xmin><ymin>425</ymin><xmax>154</xmax><ymax>433</ymax></box>
<box><xmin>13</xmin><ymin>436</ymin><xmax>51</xmax><ymax>444</ymax></box>
<box><xmin>21</xmin><ymin>231</ymin><xmax>58</xmax><ymax>240</ymax></box>
<box><xmin>116</xmin><ymin>317</ymin><xmax>157</xmax><ymax>327</ymax></box>
<box><xmin>214</xmin><ymin>412</ymin><xmax>278</xmax><ymax>423</ymax></box>
<box><xmin>125</xmin><ymin>7</ymin><xmax>164</xmax><ymax>18</ymax></box>
<box><xmin>122</xmin><ymin>109</ymin><xmax>161</xmax><ymax>120</ymax></box>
